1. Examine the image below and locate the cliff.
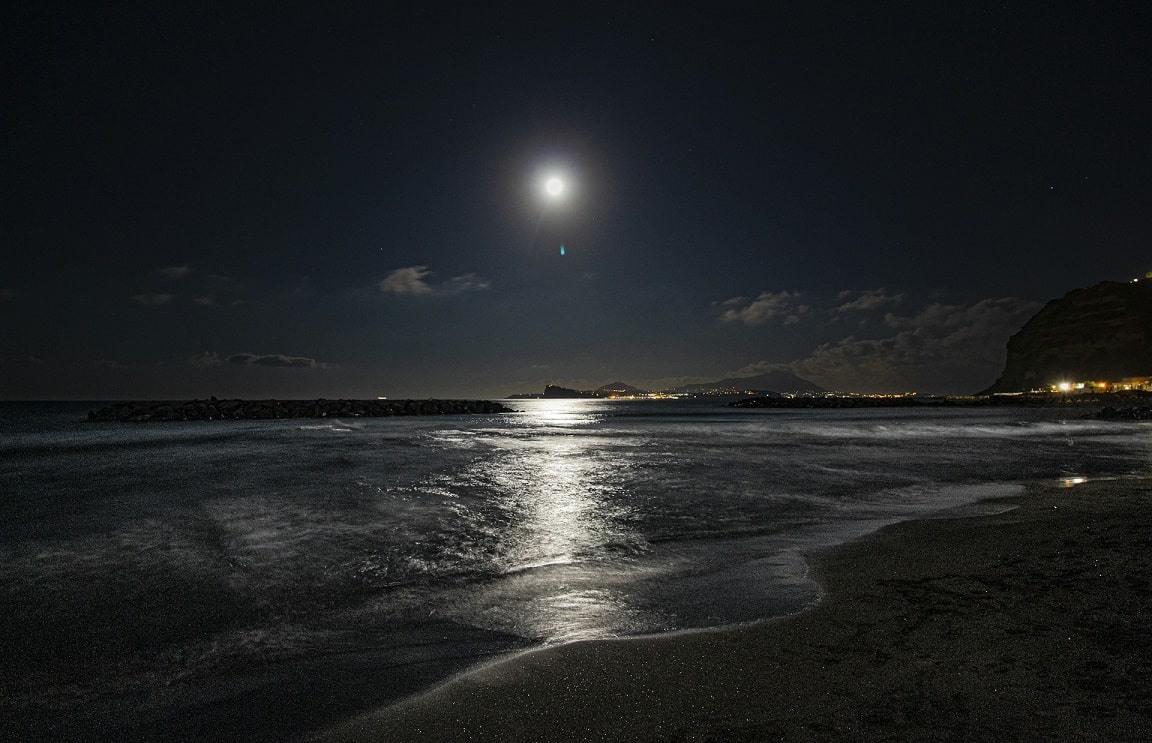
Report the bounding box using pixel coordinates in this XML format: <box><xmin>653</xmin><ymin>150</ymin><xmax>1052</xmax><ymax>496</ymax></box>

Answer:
<box><xmin>541</xmin><ymin>384</ymin><xmax>596</xmax><ymax>399</ymax></box>
<box><xmin>981</xmin><ymin>280</ymin><xmax>1152</xmax><ymax>393</ymax></box>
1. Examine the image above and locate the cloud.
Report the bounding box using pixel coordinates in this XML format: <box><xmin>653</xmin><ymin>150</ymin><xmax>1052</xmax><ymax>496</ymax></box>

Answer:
<box><xmin>835</xmin><ymin>288</ymin><xmax>904</xmax><ymax>313</ymax></box>
<box><xmin>795</xmin><ymin>329</ymin><xmax>939</xmax><ymax>384</ymax></box>
<box><xmin>189</xmin><ymin>351</ymin><xmax>329</xmax><ymax>369</ymax></box>
<box><xmin>725</xmin><ymin>361</ymin><xmax>798</xmax><ymax>379</ymax></box>
<box><xmin>378</xmin><ymin>265</ymin><xmax>491</xmax><ymax>296</ymax></box>
<box><xmin>227</xmin><ymin>353</ymin><xmax>326</xmax><ymax>369</ymax></box>
<box><xmin>132</xmin><ymin>293</ymin><xmax>175</xmax><ymax>306</ymax></box>
<box><xmin>718</xmin><ymin>290</ymin><xmax>809</xmax><ymax>326</ymax></box>
<box><xmin>0</xmin><ymin>356</ymin><xmax>44</xmax><ymax>366</ymax></box>
<box><xmin>444</xmin><ymin>273</ymin><xmax>491</xmax><ymax>293</ymax></box>
<box><xmin>188</xmin><ymin>352</ymin><xmax>223</xmax><ymax>367</ymax></box>
<box><xmin>379</xmin><ymin>266</ymin><xmax>433</xmax><ymax>295</ymax></box>
<box><xmin>792</xmin><ymin>297</ymin><xmax>1042</xmax><ymax>393</ymax></box>
<box><xmin>883</xmin><ymin>298</ymin><xmax>1036</xmax><ymax>330</ymax></box>
<box><xmin>137</xmin><ymin>270</ymin><xmax>232</xmax><ymax>308</ymax></box>
<box><xmin>159</xmin><ymin>265</ymin><xmax>192</xmax><ymax>279</ymax></box>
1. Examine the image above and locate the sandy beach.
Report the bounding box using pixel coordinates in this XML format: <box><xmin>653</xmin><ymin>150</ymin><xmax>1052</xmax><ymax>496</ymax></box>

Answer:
<box><xmin>316</xmin><ymin>478</ymin><xmax>1152</xmax><ymax>742</ymax></box>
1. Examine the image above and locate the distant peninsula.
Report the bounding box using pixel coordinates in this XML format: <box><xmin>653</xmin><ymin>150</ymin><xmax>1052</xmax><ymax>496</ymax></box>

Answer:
<box><xmin>670</xmin><ymin>369</ymin><xmax>824</xmax><ymax>396</ymax></box>
<box><xmin>727</xmin><ymin>391</ymin><xmax>1152</xmax><ymax>411</ymax></box>
<box><xmin>508</xmin><ymin>370</ymin><xmax>825</xmax><ymax>400</ymax></box>
<box><xmin>88</xmin><ymin>398</ymin><xmax>512</xmax><ymax>422</ymax></box>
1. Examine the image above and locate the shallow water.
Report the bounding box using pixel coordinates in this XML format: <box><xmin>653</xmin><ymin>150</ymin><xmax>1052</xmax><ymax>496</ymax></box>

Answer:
<box><xmin>3</xmin><ymin>399</ymin><xmax>1151</xmax><ymax>740</ymax></box>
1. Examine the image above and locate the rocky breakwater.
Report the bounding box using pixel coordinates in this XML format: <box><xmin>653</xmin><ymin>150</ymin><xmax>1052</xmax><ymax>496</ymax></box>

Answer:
<box><xmin>1091</xmin><ymin>405</ymin><xmax>1152</xmax><ymax>421</ymax></box>
<box><xmin>87</xmin><ymin>398</ymin><xmax>513</xmax><ymax>422</ymax></box>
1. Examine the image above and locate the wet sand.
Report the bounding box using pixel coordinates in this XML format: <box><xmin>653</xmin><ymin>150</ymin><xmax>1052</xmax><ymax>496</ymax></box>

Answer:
<box><xmin>315</xmin><ymin>479</ymin><xmax>1152</xmax><ymax>741</ymax></box>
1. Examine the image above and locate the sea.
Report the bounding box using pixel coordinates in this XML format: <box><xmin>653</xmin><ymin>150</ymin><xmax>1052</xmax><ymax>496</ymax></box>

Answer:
<box><xmin>3</xmin><ymin>398</ymin><xmax>1151</xmax><ymax>741</ymax></box>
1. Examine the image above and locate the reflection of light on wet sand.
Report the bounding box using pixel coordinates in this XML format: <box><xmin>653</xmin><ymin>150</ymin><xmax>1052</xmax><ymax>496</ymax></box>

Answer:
<box><xmin>1062</xmin><ymin>476</ymin><xmax>1089</xmax><ymax>487</ymax></box>
<box><xmin>444</xmin><ymin>563</ymin><xmax>671</xmax><ymax>643</ymax></box>
<box><xmin>531</xmin><ymin>587</ymin><xmax>650</xmax><ymax>643</ymax></box>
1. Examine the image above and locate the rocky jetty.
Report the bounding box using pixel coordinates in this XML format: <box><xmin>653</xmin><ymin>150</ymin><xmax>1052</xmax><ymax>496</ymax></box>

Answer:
<box><xmin>1092</xmin><ymin>405</ymin><xmax>1152</xmax><ymax>421</ymax></box>
<box><xmin>982</xmin><ymin>280</ymin><xmax>1152</xmax><ymax>394</ymax></box>
<box><xmin>87</xmin><ymin>398</ymin><xmax>513</xmax><ymax>422</ymax></box>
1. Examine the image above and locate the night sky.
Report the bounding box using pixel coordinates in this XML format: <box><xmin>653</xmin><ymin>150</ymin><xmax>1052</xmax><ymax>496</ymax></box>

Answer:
<box><xmin>4</xmin><ymin>3</ymin><xmax>1150</xmax><ymax>399</ymax></box>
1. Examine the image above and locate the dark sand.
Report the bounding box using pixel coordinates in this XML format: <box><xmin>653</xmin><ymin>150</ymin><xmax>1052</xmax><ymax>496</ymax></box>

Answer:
<box><xmin>316</xmin><ymin>479</ymin><xmax>1152</xmax><ymax>742</ymax></box>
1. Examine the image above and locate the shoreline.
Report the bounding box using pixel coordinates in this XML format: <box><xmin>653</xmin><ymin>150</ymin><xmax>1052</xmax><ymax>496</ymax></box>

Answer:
<box><xmin>315</xmin><ymin>477</ymin><xmax>1152</xmax><ymax>741</ymax></box>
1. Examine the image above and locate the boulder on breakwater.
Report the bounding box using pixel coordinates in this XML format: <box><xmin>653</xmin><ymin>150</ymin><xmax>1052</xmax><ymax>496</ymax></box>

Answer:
<box><xmin>87</xmin><ymin>398</ymin><xmax>514</xmax><ymax>422</ymax></box>
<box><xmin>1091</xmin><ymin>405</ymin><xmax>1152</xmax><ymax>421</ymax></box>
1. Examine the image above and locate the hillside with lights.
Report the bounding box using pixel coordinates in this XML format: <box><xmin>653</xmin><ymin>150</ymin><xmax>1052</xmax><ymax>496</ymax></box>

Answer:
<box><xmin>982</xmin><ymin>277</ymin><xmax>1152</xmax><ymax>394</ymax></box>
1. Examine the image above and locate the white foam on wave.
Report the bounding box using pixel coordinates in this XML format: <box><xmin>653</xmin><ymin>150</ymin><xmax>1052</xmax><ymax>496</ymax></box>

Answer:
<box><xmin>295</xmin><ymin>420</ymin><xmax>365</xmax><ymax>432</ymax></box>
<box><xmin>796</xmin><ymin>419</ymin><xmax>1116</xmax><ymax>441</ymax></box>
<box><xmin>2</xmin><ymin>516</ymin><xmax>223</xmax><ymax>592</ymax></box>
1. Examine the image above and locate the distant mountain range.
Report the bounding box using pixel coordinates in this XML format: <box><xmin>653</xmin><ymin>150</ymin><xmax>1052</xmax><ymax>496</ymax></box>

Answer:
<box><xmin>669</xmin><ymin>369</ymin><xmax>824</xmax><ymax>395</ymax></box>
<box><xmin>596</xmin><ymin>381</ymin><xmax>645</xmax><ymax>396</ymax></box>
<box><xmin>508</xmin><ymin>369</ymin><xmax>823</xmax><ymax>399</ymax></box>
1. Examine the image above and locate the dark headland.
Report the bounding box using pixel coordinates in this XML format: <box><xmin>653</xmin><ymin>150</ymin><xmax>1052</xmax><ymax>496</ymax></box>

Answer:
<box><xmin>982</xmin><ymin>279</ymin><xmax>1152</xmax><ymax>395</ymax></box>
<box><xmin>87</xmin><ymin>398</ymin><xmax>512</xmax><ymax>422</ymax></box>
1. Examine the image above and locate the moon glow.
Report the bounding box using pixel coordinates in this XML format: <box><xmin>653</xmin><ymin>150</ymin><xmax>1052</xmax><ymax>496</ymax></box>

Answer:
<box><xmin>545</xmin><ymin>177</ymin><xmax>564</xmax><ymax>196</ymax></box>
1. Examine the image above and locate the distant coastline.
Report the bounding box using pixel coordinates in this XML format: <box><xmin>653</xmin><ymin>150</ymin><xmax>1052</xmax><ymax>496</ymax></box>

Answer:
<box><xmin>729</xmin><ymin>390</ymin><xmax>1152</xmax><ymax>415</ymax></box>
<box><xmin>508</xmin><ymin>370</ymin><xmax>826</xmax><ymax>400</ymax></box>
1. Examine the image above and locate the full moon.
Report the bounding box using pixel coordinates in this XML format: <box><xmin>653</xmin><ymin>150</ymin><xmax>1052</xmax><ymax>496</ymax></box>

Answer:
<box><xmin>545</xmin><ymin>177</ymin><xmax>564</xmax><ymax>196</ymax></box>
